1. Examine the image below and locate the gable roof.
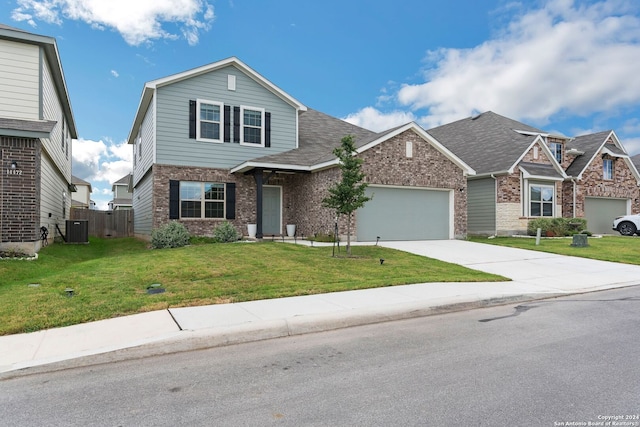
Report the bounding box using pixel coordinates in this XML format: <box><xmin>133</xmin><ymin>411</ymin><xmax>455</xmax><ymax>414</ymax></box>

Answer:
<box><xmin>127</xmin><ymin>57</ymin><xmax>306</xmax><ymax>144</ymax></box>
<box><xmin>231</xmin><ymin>109</ymin><xmax>474</xmax><ymax>175</ymax></box>
<box><xmin>632</xmin><ymin>154</ymin><xmax>640</xmax><ymax>172</ymax></box>
<box><xmin>71</xmin><ymin>175</ymin><xmax>92</xmax><ymax>192</ymax></box>
<box><xmin>0</xmin><ymin>24</ymin><xmax>77</xmax><ymax>138</ymax></box>
<box><xmin>426</xmin><ymin>111</ymin><xmax>549</xmax><ymax>175</ymax></box>
<box><xmin>565</xmin><ymin>130</ymin><xmax>640</xmax><ymax>183</ymax></box>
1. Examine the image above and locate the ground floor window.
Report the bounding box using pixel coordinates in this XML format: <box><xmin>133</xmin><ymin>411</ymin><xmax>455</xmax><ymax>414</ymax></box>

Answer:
<box><xmin>180</xmin><ymin>181</ymin><xmax>225</xmax><ymax>219</ymax></box>
<box><xmin>529</xmin><ymin>184</ymin><xmax>554</xmax><ymax>217</ymax></box>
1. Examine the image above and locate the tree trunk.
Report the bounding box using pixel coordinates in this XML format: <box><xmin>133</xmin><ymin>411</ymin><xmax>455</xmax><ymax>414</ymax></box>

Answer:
<box><xmin>346</xmin><ymin>213</ymin><xmax>352</xmax><ymax>255</ymax></box>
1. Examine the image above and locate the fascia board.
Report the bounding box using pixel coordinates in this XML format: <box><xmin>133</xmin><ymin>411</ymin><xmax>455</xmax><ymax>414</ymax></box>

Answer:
<box><xmin>230</xmin><ymin>162</ymin><xmax>312</xmax><ymax>174</ymax></box>
<box><xmin>127</xmin><ymin>85</ymin><xmax>155</xmax><ymax>144</ymax></box>
<box><xmin>510</xmin><ymin>136</ymin><xmax>567</xmax><ymax>178</ymax></box>
<box><xmin>150</xmin><ymin>57</ymin><xmax>307</xmax><ymax>111</ymax></box>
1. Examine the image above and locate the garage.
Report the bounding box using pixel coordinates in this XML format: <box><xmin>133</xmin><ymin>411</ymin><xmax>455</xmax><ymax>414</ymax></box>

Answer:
<box><xmin>584</xmin><ymin>197</ymin><xmax>628</xmax><ymax>235</ymax></box>
<box><xmin>356</xmin><ymin>186</ymin><xmax>451</xmax><ymax>241</ymax></box>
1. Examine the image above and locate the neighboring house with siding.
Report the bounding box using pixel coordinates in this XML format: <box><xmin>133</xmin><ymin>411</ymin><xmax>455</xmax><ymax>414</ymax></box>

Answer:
<box><xmin>71</xmin><ymin>175</ymin><xmax>92</xmax><ymax>209</ymax></box>
<box><xmin>427</xmin><ymin>111</ymin><xmax>640</xmax><ymax>235</ymax></box>
<box><xmin>0</xmin><ymin>24</ymin><xmax>77</xmax><ymax>254</ymax></box>
<box><xmin>108</xmin><ymin>173</ymin><xmax>133</xmax><ymax>210</ymax></box>
<box><xmin>127</xmin><ymin>57</ymin><xmax>474</xmax><ymax>241</ymax></box>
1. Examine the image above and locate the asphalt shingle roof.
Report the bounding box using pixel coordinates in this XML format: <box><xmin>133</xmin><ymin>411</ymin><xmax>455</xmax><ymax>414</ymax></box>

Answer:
<box><xmin>0</xmin><ymin>118</ymin><xmax>57</xmax><ymax>135</ymax></box>
<box><xmin>249</xmin><ymin>108</ymin><xmax>378</xmax><ymax>167</ymax></box>
<box><xmin>518</xmin><ymin>162</ymin><xmax>563</xmax><ymax>179</ymax></box>
<box><xmin>426</xmin><ymin>111</ymin><xmax>545</xmax><ymax>175</ymax></box>
<box><xmin>564</xmin><ymin>130</ymin><xmax>612</xmax><ymax>177</ymax></box>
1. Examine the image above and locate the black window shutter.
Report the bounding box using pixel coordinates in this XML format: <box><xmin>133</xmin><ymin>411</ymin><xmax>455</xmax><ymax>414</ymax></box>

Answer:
<box><xmin>226</xmin><ymin>183</ymin><xmax>236</xmax><ymax>220</ymax></box>
<box><xmin>188</xmin><ymin>100</ymin><xmax>196</xmax><ymax>139</ymax></box>
<box><xmin>233</xmin><ymin>106</ymin><xmax>240</xmax><ymax>143</ymax></box>
<box><xmin>265</xmin><ymin>112</ymin><xmax>271</xmax><ymax>147</ymax></box>
<box><xmin>169</xmin><ymin>180</ymin><xmax>180</xmax><ymax>219</ymax></box>
<box><xmin>223</xmin><ymin>105</ymin><xmax>231</xmax><ymax>142</ymax></box>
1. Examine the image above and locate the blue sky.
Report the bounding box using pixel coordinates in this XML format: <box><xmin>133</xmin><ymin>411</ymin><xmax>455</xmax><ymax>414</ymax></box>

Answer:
<box><xmin>3</xmin><ymin>0</ymin><xmax>640</xmax><ymax>209</ymax></box>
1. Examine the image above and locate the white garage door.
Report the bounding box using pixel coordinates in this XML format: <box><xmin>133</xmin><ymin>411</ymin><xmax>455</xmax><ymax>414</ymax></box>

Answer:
<box><xmin>584</xmin><ymin>197</ymin><xmax>628</xmax><ymax>234</ymax></box>
<box><xmin>356</xmin><ymin>186</ymin><xmax>451</xmax><ymax>241</ymax></box>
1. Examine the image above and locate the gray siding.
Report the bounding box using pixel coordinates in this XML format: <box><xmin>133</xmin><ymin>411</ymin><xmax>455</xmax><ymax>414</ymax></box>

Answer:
<box><xmin>133</xmin><ymin>96</ymin><xmax>155</xmax><ymax>186</ymax></box>
<box><xmin>133</xmin><ymin>170</ymin><xmax>154</xmax><ymax>236</ymax></box>
<box><xmin>40</xmin><ymin>150</ymin><xmax>69</xmax><ymax>236</ymax></box>
<box><xmin>468</xmin><ymin>178</ymin><xmax>496</xmax><ymax>235</ymax></box>
<box><xmin>155</xmin><ymin>64</ymin><xmax>298</xmax><ymax>168</ymax></box>
<box><xmin>0</xmin><ymin>39</ymin><xmax>39</xmax><ymax>119</ymax></box>
<box><xmin>41</xmin><ymin>55</ymin><xmax>71</xmax><ymax>182</ymax></box>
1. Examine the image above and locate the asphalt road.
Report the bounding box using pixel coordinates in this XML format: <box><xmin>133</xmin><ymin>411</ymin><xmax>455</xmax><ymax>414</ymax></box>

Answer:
<box><xmin>2</xmin><ymin>286</ymin><xmax>640</xmax><ymax>426</ymax></box>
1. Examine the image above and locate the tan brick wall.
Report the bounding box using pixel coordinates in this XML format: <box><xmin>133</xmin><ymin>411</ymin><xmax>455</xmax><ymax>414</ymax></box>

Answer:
<box><xmin>152</xmin><ymin>164</ymin><xmax>256</xmax><ymax>236</ymax></box>
<box><xmin>287</xmin><ymin>129</ymin><xmax>468</xmax><ymax>239</ymax></box>
<box><xmin>562</xmin><ymin>138</ymin><xmax>640</xmax><ymax>217</ymax></box>
<box><xmin>150</xmin><ymin>130</ymin><xmax>469</xmax><ymax>239</ymax></box>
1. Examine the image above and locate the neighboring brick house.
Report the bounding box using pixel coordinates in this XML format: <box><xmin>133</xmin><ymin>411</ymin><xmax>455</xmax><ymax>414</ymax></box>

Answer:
<box><xmin>427</xmin><ymin>111</ymin><xmax>640</xmax><ymax>235</ymax></box>
<box><xmin>108</xmin><ymin>173</ymin><xmax>133</xmax><ymax>210</ymax></box>
<box><xmin>127</xmin><ymin>57</ymin><xmax>474</xmax><ymax>241</ymax></box>
<box><xmin>562</xmin><ymin>131</ymin><xmax>640</xmax><ymax>234</ymax></box>
<box><xmin>0</xmin><ymin>24</ymin><xmax>77</xmax><ymax>254</ymax></box>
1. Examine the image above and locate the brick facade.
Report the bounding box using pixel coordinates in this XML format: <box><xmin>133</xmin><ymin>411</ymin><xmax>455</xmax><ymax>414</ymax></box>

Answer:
<box><xmin>562</xmin><ymin>138</ymin><xmax>640</xmax><ymax>218</ymax></box>
<box><xmin>149</xmin><ymin>129</ymin><xmax>469</xmax><ymax>240</ymax></box>
<box><xmin>0</xmin><ymin>136</ymin><xmax>41</xmax><ymax>253</ymax></box>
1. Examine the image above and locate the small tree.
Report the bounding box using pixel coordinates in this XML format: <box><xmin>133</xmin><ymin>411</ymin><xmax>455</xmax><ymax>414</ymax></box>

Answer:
<box><xmin>322</xmin><ymin>135</ymin><xmax>372</xmax><ymax>255</ymax></box>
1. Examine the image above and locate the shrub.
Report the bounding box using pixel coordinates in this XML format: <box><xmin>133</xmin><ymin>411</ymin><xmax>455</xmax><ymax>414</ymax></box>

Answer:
<box><xmin>308</xmin><ymin>232</ymin><xmax>340</xmax><ymax>243</ymax></box>
<box><xmin>212</xmin><ymin>221</ymin><xmax>241</xmax><ymax>243</ymax></box>
<box><xmin>151</xmin><ymin>221</ymin><xmax>190</xmax><ymax>249</ymax></box>
<box><xmin>527</xmin><ymin>217</ymin><xmax>587</xmax><ymax>237</ymax></box>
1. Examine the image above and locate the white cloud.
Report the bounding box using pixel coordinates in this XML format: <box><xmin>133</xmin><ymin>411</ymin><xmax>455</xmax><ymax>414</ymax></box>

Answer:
<box><xmin>348</xmin><ymin>0</ymin><xmax>640</xmax><ymax>131</ymax></box>
<box><xmin>110</xmin><ymin>69</ymin><xmax>119</xmax><ymax>78</ymax></box>
<box><xmin>343</xmin><ymin>107</ymin><xmax>416</xmax><ymax>132</ymax></box>
<box><xmin>72</xmin><ymin>138</ymin><xmax>132</xmax><ymax>210</ymax></box>
<box><xmin>12</xmin><ymin>0</ymin><xmax>215</xmax><ymax>46</ymax></box>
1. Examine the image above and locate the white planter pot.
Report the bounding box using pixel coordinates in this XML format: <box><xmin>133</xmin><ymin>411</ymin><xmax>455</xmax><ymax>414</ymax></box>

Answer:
<box><xmin>247</xmin><ymin>224</ymin><xmax>257</xmax><ymax>238</ymax></box>
<box><xmin>286</xmin><ymin>224</ymin><xmax>296</xmax><ymax>237</ymax></box>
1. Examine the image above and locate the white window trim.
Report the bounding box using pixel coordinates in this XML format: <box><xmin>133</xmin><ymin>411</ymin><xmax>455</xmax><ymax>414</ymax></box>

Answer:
<box><xmin>196</xmin><ymin>99</ymin><xmax>224</xmax><ymax>143</ymax></box>
<box><xmin>526</xmin><ymin>182</ymin><xmax>555</xmax><ymax>217</ymax></box>
<box><xmin>603</xmin><ymin>158</ymin><xmax>613</xmax><ymax>180</ymax></box>
<box><xmin>179</xmin><ymin>181</ymin><xmax>226</xmax><ymax>219</ymax></box>
<box><xmin>240</xmin><ymin>105</ymin><xmax>265</xmax><ymax>147</ymax></box>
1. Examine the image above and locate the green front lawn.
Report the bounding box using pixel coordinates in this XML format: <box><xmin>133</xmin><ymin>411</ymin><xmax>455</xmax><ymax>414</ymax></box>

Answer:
<box><xmin>469</xmin><ymin>235</ymin><xmax>640</xmax><ymax>265</ymax></box>
<box><xmin>0</xmin><ymin>238</ymin><xmax>507</xmax><ymax>335</ymax></box>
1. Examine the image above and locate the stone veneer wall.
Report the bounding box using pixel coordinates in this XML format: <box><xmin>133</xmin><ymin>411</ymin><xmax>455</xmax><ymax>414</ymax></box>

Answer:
<box><xmin>288</xmin><ymin>129</ymin><xmax>468</xmax><ymax>239</ymax></box>
<box><xmin>562</xmin><ymin>139</ymin><xmax>640</xmax><ymax>218</ymax></box>
<box><xmin>495</xmin><ymin>142</ymin><xmax>564</xmax><ymax>235</ymax></box>
<box><xmin>0</xmin><ymin>136</ymin><xmax>41</xmax><ymax>254</ymax></box>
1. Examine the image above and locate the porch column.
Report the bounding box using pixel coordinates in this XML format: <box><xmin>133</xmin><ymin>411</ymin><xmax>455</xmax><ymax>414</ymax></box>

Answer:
<box><xmin>253</xmin><ymin>169</ymin><xmax>264</xmax><ymax>239</ymax></box>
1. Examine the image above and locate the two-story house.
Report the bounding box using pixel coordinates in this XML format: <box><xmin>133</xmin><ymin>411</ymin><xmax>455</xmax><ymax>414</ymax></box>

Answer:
<box><xmin>428</xmin><ymin>111</ymin><xmax>640</xmax><ymax>235</ymax></box>
<box><xmin>127</xmin><ymin>57</ymin><xmax>474</xmax><ymax>241</ymax></box>
<box><xmin>108</xmin><ymin>173</ymin><xmax>133</xmax><ymax>210</ymax></box>
<box><xmin>0</xmin><ymin>24</ymin><xmax>77</xmax><ymax>254</ymax></box>
<box><xmin>71</xmin><ymin>175</ymin><xmax>92</xmax><ymax>209</ymax></box>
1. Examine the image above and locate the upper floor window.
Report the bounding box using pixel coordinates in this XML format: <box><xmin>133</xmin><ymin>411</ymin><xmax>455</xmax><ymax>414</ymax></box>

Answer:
<box><xmin>180</xmin><ymin>181</ymin><xmax>225</xmax><ymax>219</ymax></box>
<box><xmin>197</xmin><ymin>99</ymin><xmax>223</xmax><ymax>143</ymax></box>
<box><xmin>603</xmin><ymin>158</ymin><xmax>613</xmax><ymax>180</ymax></box>
<box><xmin>530</xmin><ymin>184</ymin><xmax>554</xmax><ymax>217</ymax></box>
<box><xmin>549</xmin><ymin>142</ymin><xmax>562</xmax><ymax>163</ymax></box>
<box><xmin>240</xmin><ymin>106</ymin><xmax>265</xmax><ymax>146</ymax></box>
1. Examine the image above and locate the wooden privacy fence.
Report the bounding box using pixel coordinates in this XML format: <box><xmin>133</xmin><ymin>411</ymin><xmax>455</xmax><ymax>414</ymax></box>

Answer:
<box><xmin>71</xmin><ymin>209</ymin><xmax>133</xmax><ymax>238</ymax></box>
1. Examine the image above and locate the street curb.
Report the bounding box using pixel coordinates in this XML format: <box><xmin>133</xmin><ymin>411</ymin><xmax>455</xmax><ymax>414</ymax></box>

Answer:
<box><xmin>0</xmin><ymin>292</ymin><xmax>563</xmax><ymax>380</ymax></box>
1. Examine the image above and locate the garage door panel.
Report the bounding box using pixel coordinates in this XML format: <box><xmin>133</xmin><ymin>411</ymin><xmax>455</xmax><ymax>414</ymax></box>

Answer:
<box><xmin>584</xmin><ymin>197</ymin><xmax>627</xmax><ymax>235</ymax></box>
<box><xmin>357</xmin><ymin>187</ymin><xmax>450</xmax><ymax>241</ymax></box>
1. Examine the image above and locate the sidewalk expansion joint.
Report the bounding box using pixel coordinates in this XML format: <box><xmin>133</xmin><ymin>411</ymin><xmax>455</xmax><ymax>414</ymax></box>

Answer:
<box><xmin>167</xmin><ymin>309</ymin><xmax>183</xmax><ymax>331</ymax></box>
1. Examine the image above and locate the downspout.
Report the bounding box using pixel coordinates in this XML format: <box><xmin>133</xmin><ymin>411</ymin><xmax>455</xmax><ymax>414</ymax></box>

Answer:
<box><xmin>491</xmin><ymin>174</ymin><xmax>497</xmax><ymax>236</ymax></box>
<box><xmin>571</xmin><ymin>178</ymin><xmax>577</xmax><ymax>218</ymax></box>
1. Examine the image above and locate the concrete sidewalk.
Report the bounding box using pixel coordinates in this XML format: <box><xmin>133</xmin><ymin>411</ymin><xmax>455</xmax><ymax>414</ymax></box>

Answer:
<box><xmin>2</xmin><ymin>240</ymin><xmax>639</xmax><ymax>375</ymax></box>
